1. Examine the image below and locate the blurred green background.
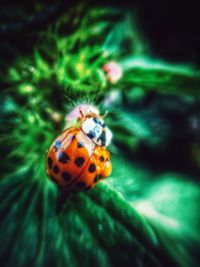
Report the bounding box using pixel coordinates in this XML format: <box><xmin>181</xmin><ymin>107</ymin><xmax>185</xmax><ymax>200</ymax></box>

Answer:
<box><xmin>0</xmin><ymin>1</ymin><xmax>200</xmax><ymax>267</ymax></box>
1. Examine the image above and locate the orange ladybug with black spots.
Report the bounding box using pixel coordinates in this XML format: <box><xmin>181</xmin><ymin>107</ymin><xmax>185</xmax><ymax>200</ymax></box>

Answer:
<box><xmin>46</xmin><ymin>109</ymin><xmax>112</xmax><ymax>192</ymax></box>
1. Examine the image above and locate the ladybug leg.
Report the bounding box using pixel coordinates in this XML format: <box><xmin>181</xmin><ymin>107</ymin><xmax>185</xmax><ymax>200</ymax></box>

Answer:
<box><xmin>79</xmin><ymin>107</ymin><xmax>87</xmax><ymax>125</ymax></box>
<box><xmin>79</xmin><ymin>107</ymin><xmax>85</xmax><ymax>119</ymax></box>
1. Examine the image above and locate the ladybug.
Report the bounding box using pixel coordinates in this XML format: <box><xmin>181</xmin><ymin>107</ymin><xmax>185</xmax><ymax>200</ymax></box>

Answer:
<box><xmin>46</xmin><ymin>108</ymin><xmax>112</xmax><ymax>192</ymax></box>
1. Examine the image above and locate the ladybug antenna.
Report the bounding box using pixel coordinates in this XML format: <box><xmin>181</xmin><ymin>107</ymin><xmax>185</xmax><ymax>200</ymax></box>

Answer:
<box><xmin>79</xmin><ymin>107</ymin><xmax>85</xmax><ymax>118</ymax></box>
<box><xmin>102</xmin><ymin>110</ymin><xmax>108</xmax><ymax>118</ymax></box>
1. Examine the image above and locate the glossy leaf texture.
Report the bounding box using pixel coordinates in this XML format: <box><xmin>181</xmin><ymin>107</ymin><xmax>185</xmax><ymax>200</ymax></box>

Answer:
<box><xmin>0</xmin><ymin>165</ymin><xmax>160</xmax><ymax>267</ymax></box>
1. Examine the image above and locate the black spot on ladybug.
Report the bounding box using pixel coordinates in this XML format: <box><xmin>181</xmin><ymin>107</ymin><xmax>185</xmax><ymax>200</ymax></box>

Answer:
<box><xmin>47</xmin><ymin>157</ymin><xmax>53</xmax><ymax>169</ymax></box>
<box><xmin>99</xmin><ymin>156</ymin><xmax>104</xmax><ymax>162</ymax></box>
<box><xmin>87</xmin><ymin>130</ymin><xmax>95</xmax><ymax>139</ymax></box>
<box><xmin>77</xmin><ymin>141</ymin><xmax>84</xmax><ymax>148</ymax></box>
<box><xmin>76</xmin><ymin>181</ymin><xmax>86</xmax><ymax>188</ymax></box>
<box><xmin>62</xmin><ymin>172</ymin><xmax>71</xmax><ymax>182</ymax></box>
<box><xmin>71</xmin><ymin>135</ymin><xmax>76</xmax><ymax>141</ymax></box>
<box><xmin>58</xmin><ymin>152</ymin><xmax>70</xmax><ymax>163</ymax></box>
<box><xmin>94</xmin><ymin>174</ymin><xmax>101</xmax><ymax>183</ymax></box>
<box><xmin>89</xmin><ymin>163</ymin><xmax>96</xmax><ymax>173</ymax></box>
<box><xmin>54</xmin><ymin>140</ymin><xmax>61</xmax><ymax>151</ymax></box>
<box><xmin>74</xmin><ymin>157</ymin><xmax>85</xmax><ymax>167</ymax></box>
<box><xmin>53</xmin><ymin>165</ymin><xmax>59</xmax><ymax>174</ymax></box>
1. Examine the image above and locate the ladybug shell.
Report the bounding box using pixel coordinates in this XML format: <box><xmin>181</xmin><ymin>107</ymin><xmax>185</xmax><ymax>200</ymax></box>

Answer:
<box><xmin>46</xmin><ymin>127</ymin><xmax>112</xmax><ymax>192</ymax></box>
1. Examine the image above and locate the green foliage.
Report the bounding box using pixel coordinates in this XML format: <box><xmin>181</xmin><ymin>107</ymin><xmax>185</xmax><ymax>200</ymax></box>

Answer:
<box><xmin>121</xmin><ymin>58</ymin><xmax>200</xmax><ymax>97</ymax></box>
<box><xmin>1</xmin><ymin>2</ymin><xmax>200</xmax><ymax>267</ymax></box>
<box><xmin>0</xmin><ymin>166</ymin><xmax>161</xmax><ymax>267</ymax></box>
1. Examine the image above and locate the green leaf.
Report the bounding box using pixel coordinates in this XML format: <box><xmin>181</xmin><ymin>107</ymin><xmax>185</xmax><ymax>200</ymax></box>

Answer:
<box><xmin>0</xmin><ymin>165</ymin><xmax>166</xmax><ymax>267</ymax></box>
<box><xmin>109</xmin><ymin>154</ymin><xmax>200</xmax><ymax>267</ymax></box>
<box><xmin>121</xmin><ymin>58</ymin><xmax>200</xmax><ymax>97</ymax></box>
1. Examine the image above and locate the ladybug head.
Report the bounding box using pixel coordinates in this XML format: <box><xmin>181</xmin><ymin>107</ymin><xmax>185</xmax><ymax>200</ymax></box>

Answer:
<box><xmin>81</xmin><ymin>116</ymin><xmax>112</xmax><ymax>147</ymax></box>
